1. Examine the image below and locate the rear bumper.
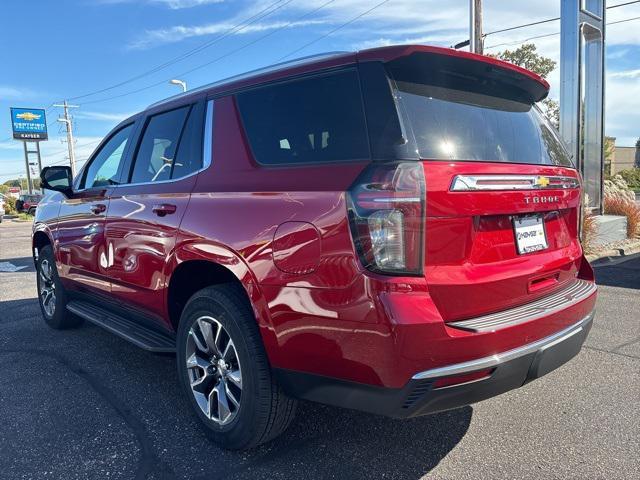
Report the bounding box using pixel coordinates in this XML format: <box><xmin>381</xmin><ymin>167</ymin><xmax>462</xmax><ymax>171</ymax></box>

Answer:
<box><xmin>275</xmin><ymin>310</ymin><xmax>594</xmax><ymax>418</ymax></box>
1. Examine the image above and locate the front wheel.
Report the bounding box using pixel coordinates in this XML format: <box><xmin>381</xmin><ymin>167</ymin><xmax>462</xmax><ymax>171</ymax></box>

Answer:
<box><xmin>176</xmin><ymin>284</ymin><xmax>297</xmax><ymax>450</ymax></box>
<box><xmin>36</xmin><ymin>245</ymin><xmax>83</xmax><ymax>329</ymax></box>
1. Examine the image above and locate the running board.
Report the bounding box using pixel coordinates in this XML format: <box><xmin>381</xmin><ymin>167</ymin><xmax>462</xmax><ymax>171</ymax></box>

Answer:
<box><xmin>67</xmin><ymin>300</ymin><xmax>176</xmax><ymax>353</ymax></box>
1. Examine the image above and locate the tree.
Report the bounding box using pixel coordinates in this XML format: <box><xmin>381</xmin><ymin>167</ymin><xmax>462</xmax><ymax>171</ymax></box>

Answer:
<box><xmin>3</xmin><ymin>179</ymin><xmax>20</xmax><ymax>188</ymax></box>
<box><xmin>494</xmin><ymin>44</ymin><xmax>556</xmax><ymax>78</ymax></box>
<box><xmin>492</xmin><ymin>43</ymin><xmax>559</xmax><ymax>129</ymax></box>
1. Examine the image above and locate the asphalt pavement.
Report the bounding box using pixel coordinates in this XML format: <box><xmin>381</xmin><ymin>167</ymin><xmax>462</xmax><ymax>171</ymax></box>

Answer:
<box><xmin>0</xmin><ymin>220</ymin><xmax>638</xmax><ymax>480</ymax></box>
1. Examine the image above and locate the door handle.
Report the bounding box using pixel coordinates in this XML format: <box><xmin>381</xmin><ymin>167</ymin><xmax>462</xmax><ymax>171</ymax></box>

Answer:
<box><xmin>152</xmin><ymin>204</ymin><xmax>177</xmax><ymax>217</ymax></box>
<box><xmin>90</xmin><ymin>204</ymin><xmax>106</xmax><ymax>214</ymax></box>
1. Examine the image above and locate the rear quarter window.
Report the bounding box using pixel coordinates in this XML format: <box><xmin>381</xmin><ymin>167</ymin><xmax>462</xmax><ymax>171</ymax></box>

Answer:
<box><xmin>236</xmin><ymin>69</ymin><xmax>370</xmax><ymax>166</ymax></box>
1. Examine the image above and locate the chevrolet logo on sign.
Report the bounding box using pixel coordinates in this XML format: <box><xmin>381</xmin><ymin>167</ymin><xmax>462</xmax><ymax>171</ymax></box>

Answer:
<box><xmin>16</xmin><ymin>112</ymin><xmax>42</xmax><ymax>121</ymax></box>
<box><xmin>10</xmin><ymin>107</ymin><xmax>48</xmax><ymax>140</ymax></box>
<box><xmin>535</xmin><ymin>176</ymin><xmax>550</xmax><ymax>188</ymax></box>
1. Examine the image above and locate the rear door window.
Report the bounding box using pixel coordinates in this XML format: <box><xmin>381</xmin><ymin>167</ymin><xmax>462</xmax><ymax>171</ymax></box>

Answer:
<box><xmin>130</xmin><ymin>106</ymin><xmax>191</xmax><ymax>184</ymax></box>
<box><xmin>236</xmin><ymin>69</ymin><xmax>370</xmax><ymax>165</ymax></box>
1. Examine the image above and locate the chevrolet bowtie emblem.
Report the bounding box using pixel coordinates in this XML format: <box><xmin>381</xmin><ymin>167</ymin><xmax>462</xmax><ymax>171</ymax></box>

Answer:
<box><xmin>16</xmin><ymin>112</ymin><xmax>41</xmax><ymax>121</ymax></box>
<box><xmin>535</xmin><ymin>176</ymin><xmax>550</xmax><ymax>188</ymax></box>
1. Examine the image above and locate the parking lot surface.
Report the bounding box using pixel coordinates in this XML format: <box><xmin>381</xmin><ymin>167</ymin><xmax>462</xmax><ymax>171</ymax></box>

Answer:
<box><xmin>0</xmin><ymin>220</ymin><xmax>638</xmax><ymax>480</ymax></box>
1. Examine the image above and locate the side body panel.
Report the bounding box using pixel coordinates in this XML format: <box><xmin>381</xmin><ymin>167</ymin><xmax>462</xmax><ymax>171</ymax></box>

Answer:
<box><xmin>106</xmin><ymin>178</ymin><xmax>196</xmax><ymax>326</ymax></box>
<box><xmin>54</xmin><ymin>187</ymin><xmax>113</xmax><ymax>295</ymax></box>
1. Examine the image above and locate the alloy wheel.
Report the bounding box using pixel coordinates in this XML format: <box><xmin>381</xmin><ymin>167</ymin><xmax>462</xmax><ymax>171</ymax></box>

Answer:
<box><xmin>186</xmin><ymin>316</ymin><xmax>243</xmax><ymax>426</ymax></box>
<box><xmin>39</xmin><ymin>259</ymin><xmax>56</xmax><ymax>317</ymax></box>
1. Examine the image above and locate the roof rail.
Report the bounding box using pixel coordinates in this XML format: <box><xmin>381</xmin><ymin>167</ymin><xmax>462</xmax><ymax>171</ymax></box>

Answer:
<box><xmin>147</xmin><ymin>51</ymin><xmax>349</xmax><ymax>110</ymax></box>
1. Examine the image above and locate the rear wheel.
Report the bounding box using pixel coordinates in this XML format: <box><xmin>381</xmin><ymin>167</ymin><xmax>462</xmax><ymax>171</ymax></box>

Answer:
<box><xmin>176</xmin><ymin>284</ymin><xmax>297</xmax><ymax>450</ymax></box>
<box><xmin>28</xmin><ymin>207</ymin><xmax>36</xmax><ymax>216</ymax></box>
<box><xmin>36</xmin><ymin>245</ymin><xmax>83</xmax><ymax>329</ymax></box>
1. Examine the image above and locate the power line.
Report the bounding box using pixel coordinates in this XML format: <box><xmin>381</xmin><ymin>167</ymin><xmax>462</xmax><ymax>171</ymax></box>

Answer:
<box><xmin>79</xmin><ymin>0</ymin><xmax>339</xmax><ymax>106</ymax></box>
<box><xmin>608</xmin><ymin>0</ymin><xmax>640</xmax><ymax>8</ymax></box>
<box><xmin>485</xmin><ymin>15</ymin><xmax>640</xmax><ymax>50</ymax></box>
<box><xmin>278</xmin><ymin>0</ymin><xmax>392</xmax><ymax>61</ymax></box>
<box><xmin>63</xmin><ymin>0</ymin><xmax>294</xmax><ymax>102</ymax></box>
<box><xmin>484</xmin><ymin>0</ymin><xmax>639</xmax><ymax>38</ymax></box>
<box><xmin>485</xmin><ymin>17</ymin><xmax>560</xmax><ymax>37</ymax></box>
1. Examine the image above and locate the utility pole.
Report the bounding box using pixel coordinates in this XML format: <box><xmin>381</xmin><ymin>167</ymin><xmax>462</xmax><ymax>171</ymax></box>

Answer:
<box><xmin>469</xmin><ymin>0</ymin><xmax>483</xmax><ymax>54</ymax></box>
<box><xmin>54</xmin><ymin>100</ymin><xmax>79</xmax><ymax>177</ymax></box>
<box><xmin>22</xmin><ymin>142</ymin><xmax>33</xmax><ymax>194</ymax></box>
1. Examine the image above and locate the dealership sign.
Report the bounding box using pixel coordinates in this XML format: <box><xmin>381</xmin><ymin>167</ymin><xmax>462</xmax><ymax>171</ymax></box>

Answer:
<box><xmin>10</xmin><ymin>107</ymin><xmax>48</xmax><ymax>140</ymax></box>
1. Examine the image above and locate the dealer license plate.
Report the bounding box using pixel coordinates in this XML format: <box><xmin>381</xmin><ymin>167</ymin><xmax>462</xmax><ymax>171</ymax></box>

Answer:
<box><xmin>513</xmin><ymin>215</ymin><xmax>548</xmax><ymax>254</ymax></box>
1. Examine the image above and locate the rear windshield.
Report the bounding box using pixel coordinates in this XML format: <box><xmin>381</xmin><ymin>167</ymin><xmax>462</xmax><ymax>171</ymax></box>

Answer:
<box><xmin>394</xmin><ymin>80</ymin><xmax>572</xmax><ymax>166</ymax></box>
<box><xmin>379</xmin><ymin>52</ymin><xmax>573</xmax><ymax>167</ymax></box>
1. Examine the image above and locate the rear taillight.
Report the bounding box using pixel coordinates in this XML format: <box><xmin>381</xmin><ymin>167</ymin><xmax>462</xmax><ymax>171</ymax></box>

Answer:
<box><xmin>347</xmin><ymin>162</ymin><xmax>425</xmax><ymax>276</ymax></box>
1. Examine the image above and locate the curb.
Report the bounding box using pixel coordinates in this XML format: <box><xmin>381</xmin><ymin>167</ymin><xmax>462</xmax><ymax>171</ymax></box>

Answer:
<box><xmin>586</xmin><ymin>240</ymin><xmax>640</xmax><ymax>263</ymax></box>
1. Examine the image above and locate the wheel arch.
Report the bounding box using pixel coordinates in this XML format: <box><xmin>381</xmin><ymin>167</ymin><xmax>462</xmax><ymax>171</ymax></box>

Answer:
<box><xmin>32</xmin><ymin>227</ymin><xmax>53</xmax><ymax>263</ymax></box>
<box><xmin>165</xmin><ymin>242</ymin><xmax>277</xmax><ymax>357</ymax></box>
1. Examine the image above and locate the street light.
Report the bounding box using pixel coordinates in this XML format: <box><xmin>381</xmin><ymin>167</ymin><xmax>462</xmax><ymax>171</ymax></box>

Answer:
<box><xmin>169</xmin><ymin>79</ymin><xmax>187</xmax><ymax>93</ymax></box>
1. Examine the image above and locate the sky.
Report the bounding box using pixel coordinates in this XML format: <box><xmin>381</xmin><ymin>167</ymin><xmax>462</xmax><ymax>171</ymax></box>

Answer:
<box><xmin>0</xmin><ymin>0</ymin><xmax>639</xmax><ymax>183</ymax></box>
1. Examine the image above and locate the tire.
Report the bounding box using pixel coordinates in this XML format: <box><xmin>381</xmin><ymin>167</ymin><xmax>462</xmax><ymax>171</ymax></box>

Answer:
<box><xmin>28</xmin><ymin>207</ymin><xmax>36</xmax><ymax>216</ymax></box>
<box><xmin>36</xmin><ymin>245</ymin><xmax>83</xmax><ymax>329</ymax></box>
<box><xmin>176</xmin><ymin>284</ymin><xmax>297</xmax><ymax>450</ymax></box>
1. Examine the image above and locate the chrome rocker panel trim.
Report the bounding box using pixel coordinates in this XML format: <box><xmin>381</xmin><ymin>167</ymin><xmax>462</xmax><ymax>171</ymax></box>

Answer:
<box><xmin>412</xmin><ymin>310</ymin><xmax>594</xmax><ymax>381</ymax></box>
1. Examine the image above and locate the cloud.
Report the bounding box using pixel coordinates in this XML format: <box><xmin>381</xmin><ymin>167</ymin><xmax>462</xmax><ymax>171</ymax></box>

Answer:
<box><xmin>0</xmin><ymin>141</ymin><xmax>22</xmax><ymax>151</ymax></box>
<box><xmin>97</xmin><ymin>0</ymin><xmax>224</xmax><ymax>9</ymax></box>
<box><xmin>152</xmin><ymin>0</ymin><xmax>224</xmax><ymax>8</ymax></box>
<box><xmin>128</xmin><ymin>19</ymin><xmax>326</xmax><ymax>50</ymax></box>
<box><xmin>0</xmin><ymin>85</ymin><xmax>38</xmax><ymax>100</ymax></box>
<box><xmin>606</xmin><ymin>70</ymin><xmax>640</xmax><ymax>146</ymax></box>
<box><xmin>609</xmin><ymin>68</ymin><xmax>640</xmax><ymax>79</ymax></box>
<box><xmin>74</xmin><ymin>111</ymin><xmax>135</xmax><ymax>122</ymax></box>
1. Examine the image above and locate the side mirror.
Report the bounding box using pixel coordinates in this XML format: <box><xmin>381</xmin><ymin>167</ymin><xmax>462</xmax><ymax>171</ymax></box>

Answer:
<box><xmin>41</xmin><ymin>166</ymin><xmax>73</xmax><ymax>195</ymax></box>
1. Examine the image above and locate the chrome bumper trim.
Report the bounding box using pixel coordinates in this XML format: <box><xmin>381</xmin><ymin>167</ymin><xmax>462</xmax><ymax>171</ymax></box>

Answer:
<box><xmin>412</xmin><ymin>311</ymin><xmax>594</xmax><ymax>380</ymax></box>
<box><xmin>448</xmin><ymin>279</ymin><xmax>597</xmax><ymax>333</ymax></box>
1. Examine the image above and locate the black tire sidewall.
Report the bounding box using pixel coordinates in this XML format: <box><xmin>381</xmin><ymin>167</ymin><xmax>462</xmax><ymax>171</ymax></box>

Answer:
<box><xmin>176</xmin><ymin>286</ymin><xmax>269</xmax><ymax>449</ymax></box>
<box><xmin>36</xmin><ymin>245</ymin><xmax>80</xmax><ymax>329</ymax></box>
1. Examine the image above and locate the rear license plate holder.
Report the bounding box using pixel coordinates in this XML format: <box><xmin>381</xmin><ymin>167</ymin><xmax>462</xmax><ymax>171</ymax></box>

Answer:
<box><xmin>513</xmin><ymin>214</ymin><xmax>548</xmax><ymax>254</ymax></box>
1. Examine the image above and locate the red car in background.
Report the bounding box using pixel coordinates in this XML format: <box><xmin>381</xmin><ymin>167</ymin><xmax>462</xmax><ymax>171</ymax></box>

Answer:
<box><xmin>34</xmin><ymin>45</ymin><xmax>596</xmax><ymax>450</ymax></box>
<box><xmin>16</xmin><ymin>193</ymin><xmax>42</xmax><ymax>216</ymax></box>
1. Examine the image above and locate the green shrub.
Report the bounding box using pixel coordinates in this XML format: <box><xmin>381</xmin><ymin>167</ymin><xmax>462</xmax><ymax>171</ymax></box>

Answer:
<box><xmin>618</xmin><ymin>168</ymin><xmax>640</xmax><ymax>190</ymax></box>
<box><xmin>3</xmin><ymin>196</ymin><xmax>17</xmax><ymax>215</ymax></box>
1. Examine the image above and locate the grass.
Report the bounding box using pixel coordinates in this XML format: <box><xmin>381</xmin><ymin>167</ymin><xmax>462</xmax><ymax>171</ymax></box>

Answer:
<box><xmin>581</xmin><ymin>209</ymin><xmax>598</xmax><ymax>255</ymax></box>
<box><xmin>17</xmin><ymin>213</ymin><xmax>34</xmax><ymax>221</ymax></box>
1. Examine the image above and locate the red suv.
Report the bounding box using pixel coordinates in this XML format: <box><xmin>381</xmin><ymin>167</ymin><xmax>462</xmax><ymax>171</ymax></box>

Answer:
<box><xmin>35</xmin><ymin>45</ymin><xmax>597</xmax><ymax>450</ymax></box>
<box><xmin>17</xmin><ymin>193</ymin><xmax>42</xmax><ymax>216</ymax></box>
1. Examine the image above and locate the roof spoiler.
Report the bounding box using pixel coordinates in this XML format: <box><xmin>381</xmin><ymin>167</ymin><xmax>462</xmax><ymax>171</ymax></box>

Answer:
<box><xmin>358</xmin><ymin>45</ymin><xmax>549</xmax><ymax>104</ymax></box>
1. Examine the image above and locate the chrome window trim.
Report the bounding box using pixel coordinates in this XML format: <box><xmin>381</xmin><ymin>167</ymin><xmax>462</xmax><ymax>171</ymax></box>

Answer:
<box><xmin>450</xmin><ymin>174</ymin><xmax>580</xmax><ymax>191</ymax></box>
<box><xmin>203</xmin><ymin>99</ymin><xmax>213</xmax><ymax>170</ymax></box>
<box><xmin>412</xmin><ymin>310</ymin><xmax>594</xmax><ymax>381</ymax></box>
